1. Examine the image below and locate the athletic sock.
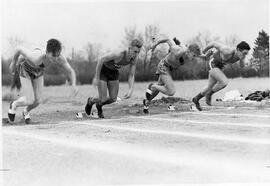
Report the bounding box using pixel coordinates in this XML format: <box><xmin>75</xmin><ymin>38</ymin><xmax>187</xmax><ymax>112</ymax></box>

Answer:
<box><xmin>192</xmin><ymin>93</ymin><xmax>204</xmax><ymax>111</ymax></box>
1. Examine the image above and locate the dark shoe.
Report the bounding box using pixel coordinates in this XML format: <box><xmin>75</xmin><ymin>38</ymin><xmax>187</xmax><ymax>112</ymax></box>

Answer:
<box><xmin>96</xmin><ymin>104</ymin><xmax>104</xmax><ymax>118</ymax></box>
<box><xmin>22</xmin><ymin>110</ymin><xmax>31</xmax><ymax>124</ymax></box>
<box><xmin>8</xmin><ymin>101</ymin><xmax>16</xmax><ymax>122</ymax></box>
<box><xmin>192</xmin><ymin>97</ymin><xmax>202</xmax><ymax>111</ymax></box>
<box><xmin>192</xmin><ymin>93</ymin><xmax>204</xmax><ymax>111</ymax></box>
<box><xmin>145</xmin><ymin>83</ymin><xmax>154</xmax><ymax>100</ymax></box>
<box><xmin>205</xmin><ymin>91</ymin><xmax>214</xmax><ymax>106</ymax></box>
<box><xmin>143</xmin><ymin>99</ymin><xmax>149</xmax><ymax>114</ymax></box>
<box><xmin>85</xmin><ymin>97</ymin><xmax>94</xmax><ymax>116</ymax></box>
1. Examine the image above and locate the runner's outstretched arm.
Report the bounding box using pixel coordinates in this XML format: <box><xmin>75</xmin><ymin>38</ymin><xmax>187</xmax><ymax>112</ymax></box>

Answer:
<box><xmin>202</xmin><ymin>42</ymin><xmax>222</xmax><ymax>54</ymax></box>
<box><xmin>124</xmin><ymin>62</ymin><xmax>136</xmax><ymax>99</ymax></box>
<box><xmin>151</xmin><ymin>37</ymin><xmax>175</xmax><ymax>52</ymax></box>
<box><xmin>58</xmin><ymin>55</ymin><xmax>78</xmax><ymax>95</ymax></box>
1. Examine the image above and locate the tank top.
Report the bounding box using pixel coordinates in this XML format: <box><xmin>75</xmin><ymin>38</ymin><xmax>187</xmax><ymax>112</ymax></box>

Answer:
<box><xmin>212</xmin><ymin>51</ymin><xmax>237</xmax><ymax>65</ymax></box>
<box><xmin>103</xmin><ymin>51</ymin><xmax>133</xmax><ymax>70</ymax></box>
<box><xmin>19</xmin><ymin>48</ymin><xmax>45</xmax><ymax>79</ymax></box>
<box><xmin>164</xmin><ymin>52</ymin><xmax>185</xmax><ymax>70</ymax></box>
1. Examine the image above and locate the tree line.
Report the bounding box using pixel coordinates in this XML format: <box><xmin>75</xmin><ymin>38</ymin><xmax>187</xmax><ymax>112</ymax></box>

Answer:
<box><xmin>2</xmin><ymin>26</ymin><xmax>269</xmax><ymax>87</ymax></box>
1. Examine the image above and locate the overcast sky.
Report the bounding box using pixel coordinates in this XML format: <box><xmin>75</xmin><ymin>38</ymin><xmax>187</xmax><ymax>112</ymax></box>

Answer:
<box><xmin>1</xmin><ymin>0</ymin><xmax>269</xmax><ymax>57</ymax></box>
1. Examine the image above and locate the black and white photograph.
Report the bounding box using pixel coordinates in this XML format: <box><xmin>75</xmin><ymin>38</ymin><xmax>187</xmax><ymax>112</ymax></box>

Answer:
<box><xmin>1</xmin><ymin>0</ymin><xmax>270</xmax><ymax>185</ymax></box>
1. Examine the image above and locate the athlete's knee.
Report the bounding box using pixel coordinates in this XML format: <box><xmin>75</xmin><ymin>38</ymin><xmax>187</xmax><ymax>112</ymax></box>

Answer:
<box><xmin>167</xmin><ymin>89</ymin><xmax>175</xmax><ymax>96</ymax></box>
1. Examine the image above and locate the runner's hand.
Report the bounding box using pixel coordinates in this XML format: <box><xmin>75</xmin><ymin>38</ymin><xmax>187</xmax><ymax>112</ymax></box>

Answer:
<box><xmin>123</xmin><ymin>91</ymin><xmax>132</xmax><ymax>99</ymax></box>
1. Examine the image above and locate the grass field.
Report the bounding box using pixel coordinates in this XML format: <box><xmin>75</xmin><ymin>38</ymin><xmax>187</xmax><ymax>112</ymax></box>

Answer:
<box><xmin>1</xmin><ymin>77</ymin><xmax>269</xmax><ymax>121</ymax></box>
<box><xmin>2</xmin><ymin>77</ymin><xmax>270</xmax><ymax>186</ymax></box>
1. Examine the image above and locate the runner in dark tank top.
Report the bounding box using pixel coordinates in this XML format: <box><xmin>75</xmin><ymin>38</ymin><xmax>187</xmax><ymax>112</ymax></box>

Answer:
<box><xmin>142</xmin><ymin>36</ymin><xmax>201</xmax><ymax>114</ymax></box>
<box><xmin>192</xmin><ymin>41</ymin><xmax>250</xmax><ymax>111</ymax></box>
<box><xmin>85</xmin><ymin>39</ymin><xmax>143</xmax><ymax>118</ymax></box>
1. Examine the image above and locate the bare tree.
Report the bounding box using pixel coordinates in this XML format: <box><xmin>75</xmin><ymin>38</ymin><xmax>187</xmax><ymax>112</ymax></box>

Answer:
<box><xmin>7</xmin><ymin>36</ymin><xmax>25</xmax><ymax>53</ymax></box>
<box><xmin>84</xmin><ymin>42</ymin><xmax>103</xmax><ymax>63</ymax></box>
<box><xmin>186</xmin><ymin>30</ymin><xmax>221</xmax><ymax>49</ymax></box>
<box><xmin>225</xmin><ymin>34</ymin><xmax>240</xmax><ymax>47</ymax></box>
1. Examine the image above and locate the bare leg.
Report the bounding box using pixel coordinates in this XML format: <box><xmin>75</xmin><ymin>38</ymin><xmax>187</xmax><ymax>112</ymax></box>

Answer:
<box><xmin>192</xmin><ymin>68</ymin><xmax>217</xmax><ymax>110</ymax></box>
<box><xmin>103</xmin><ymin>80</ymin><xmax>119</xmax><ymax>105</ymax></box>
<box><xmin>25</xmin><ymin>75</ymin><xmax>43</xmax><ymax>112</ymax></box>
<box><xmin>94</xmin><ymin>80</ymin><xmax>108</xmax><ymax>118</ymax></box>
<box><xmin>205</xmin><ymin>68</ymin><xmax>228</xmax><ymax>105</ymax></box>
<box><xmin>12</xmin><ymin>77</ymin><xmax>34</xmax><ymax>108</ymax></box>
<box><xmin>151</xmin><ymin>74</ymin><xmax>175</xmax><ymax>96</ymax></box>
<box><xmin>143</xmin><ymin>75</ymin><xmax>169</xmax><ymax>113</ymax></box>
<box><xmin>8</xmin><ymin>76</ymin><xmax>43</xmax><ymax>123</ymax></box>
<box><xmin>210</xmin><ymin>68</ymin><xmax>228</xmax><ymax>92</ymax></box>
<box><xmin>201</xmin><ymin>69</ymin><xmax>218</xmax><ymax>96</ymax></box>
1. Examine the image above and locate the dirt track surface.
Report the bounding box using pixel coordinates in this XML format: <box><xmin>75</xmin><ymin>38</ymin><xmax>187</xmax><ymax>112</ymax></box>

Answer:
<box><xmin>2</xmin><ymin>79</ymin><xmax>270</xmax><ymax>185</ymax></box>
<box><xmin>2</xmin><ymin>96</ymin><xmax>270</xmax><ymax>185</ymax></box>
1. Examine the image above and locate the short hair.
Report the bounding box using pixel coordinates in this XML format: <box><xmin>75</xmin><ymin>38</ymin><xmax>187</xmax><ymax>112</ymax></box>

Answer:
<box><xmin>188</xmin><ymin>43</ymin><xmax>201</xmax><ymax>56</ymax></box>
<box><xmin>46</xmin><ymin>39</ymin><xmax>62</xmax><ymax>56</ymax></box>
<box><xmin>130</xmin><ymin>39</ymin><xmax>143</xmax><ymax>49</ymax></box>
<box><xmin>236</xmin><ymin>41</ymin><xmax>250</xmax><ymax>51</ymax></box>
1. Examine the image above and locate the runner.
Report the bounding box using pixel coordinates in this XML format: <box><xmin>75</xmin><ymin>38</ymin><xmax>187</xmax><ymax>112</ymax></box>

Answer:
<box><xmin>85</xmin><ymin>39</ymin><xmax>143</xmax><ymax>118</ymax></box>
<box><xmin>192</xmin><ymin>41</ymin><xmax>251</xmax><ymax>111</ymax></box>
<box><xmin>143</xmin><ymin>37</ymin><xmax>201</xmax><ymax>114</ymax></box>
<box><xmin>8</xmin><ymin>39</ymin><xmax>78</xmax><ymax>124</ymax></box>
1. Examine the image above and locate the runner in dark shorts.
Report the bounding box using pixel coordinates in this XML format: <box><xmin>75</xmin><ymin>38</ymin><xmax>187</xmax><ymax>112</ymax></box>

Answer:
<box><xmin>192</xmin><ymin>41</ymin><xmax>250</xmax><ymax>111</ymax></box>
<box><xmin>143</xmin><ymin>36</ymin><xmax>201</xmax><ymax>114</ymax></box>
<box><xmin>85</xmin><ymin>39</ymin><xmax>143</xmax><ymax>118</ymax></box>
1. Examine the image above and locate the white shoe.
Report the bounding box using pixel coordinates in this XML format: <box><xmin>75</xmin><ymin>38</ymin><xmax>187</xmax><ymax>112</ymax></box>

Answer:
<box><xmin>8</xmin><ymin>101</ymin><xmax>16</xmax><ymax>122</ymax></box>
<box><xmin>22</xmin><ymin>110</ymin><xmax>31</xmax><ymax>124</ymax></box>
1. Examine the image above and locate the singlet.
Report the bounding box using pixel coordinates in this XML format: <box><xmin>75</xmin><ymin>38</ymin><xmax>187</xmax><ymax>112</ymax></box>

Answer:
<box><xmin>163</xmin><ymin>46</ymin><xmax>185</xmax><ymax>69</ymax></box>
<box><xmin>211</xmin><ymin>51</ymin><xmax>239</xmax><ymax>69</ymax></box>
<box><xmin>19</xmin><ymin>48</ymin><xmax>45</xmax><ymax>79</ymax></box>
<box><xmin>103</xmin><ymin>51</ymin><xmax>134</xmax><ymax>70</ymax></box>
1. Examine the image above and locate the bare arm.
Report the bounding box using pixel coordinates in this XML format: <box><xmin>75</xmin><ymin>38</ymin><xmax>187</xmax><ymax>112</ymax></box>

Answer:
<box><xmin>202</xmin><ymin>42</ymin><xmax>223</xmax><ymax>54</ymax></box>
<box><xmin>151</xmin><ymin>37</ymin><xmax>175</xmax><ymax>52</ymax></box>
<box><xmin>94</xmin><ymin>52</ymin><xmax>121</xmax><ymax>80</ymax></box>
<box><xmin>124</xmin><ymin>63</ymin><xmax>136</xmax><ymax>99</ymax></box>
<box><xmin>58</xmin><ymin>55</ymin><xmax>76</xmax><ymax>86</ymax></box>
<box><xmin>198</xmin><ymin>49</ymin><xmax>216</xmax><ymax>60</ymax></box>
<box><xmin>239</xmin><ymin>58</ymin><xmax>245</xmax><ymax>68</ymax></box>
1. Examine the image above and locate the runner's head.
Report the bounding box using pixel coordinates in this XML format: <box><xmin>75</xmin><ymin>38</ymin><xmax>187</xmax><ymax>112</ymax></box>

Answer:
<box><xmin>187</xmin><ymin>43</ymin><xmax>201</xmax><ymax>60</ymax></box>
<box><xmin>127</xmin><ymin>39</ymin><xmax>143</xmax><ymax>61</ymax></box>
<box><xmin>46</xmin><ymin>39</ymin><xmax>62</xmax><ymax>58</ymax></box>
<box><xmin>236</xmin><ymin>41</ymin><xmax>250</xmax><ymax>59</ymax></box>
